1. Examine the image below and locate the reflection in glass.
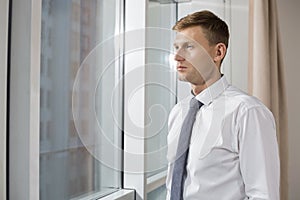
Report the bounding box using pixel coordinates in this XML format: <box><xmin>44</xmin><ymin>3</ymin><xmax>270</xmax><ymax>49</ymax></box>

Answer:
<box><xmin>147</xmin><ymin>185</ymin><xmax>167</xmax><ymax>200</ymax></box>
<box><xmin>145</xmin><ymin>1</ymin><xmax>177</xmax><ymax>199</ymax></box>
<box><xmin>145</xmin><ymin>1</ymin><xmax>177</xmax><ymax>177</ymax></box>
<box><xmin>40</xmin><ymin>1</ymin><xmax>122</xmax><ymax>199</ymax></box>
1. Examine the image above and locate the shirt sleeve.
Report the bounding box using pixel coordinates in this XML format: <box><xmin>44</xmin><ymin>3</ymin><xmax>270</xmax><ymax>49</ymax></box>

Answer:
<box><xmin>238</xmin><ymin>106</ymin><xmax>280</xmax><ymax>200</ymax></box>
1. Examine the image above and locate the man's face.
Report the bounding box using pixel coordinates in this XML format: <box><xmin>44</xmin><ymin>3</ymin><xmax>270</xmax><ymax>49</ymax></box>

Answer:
<box><xmin>173</xmin><ymin>26</ymin><xmax>219</xmax><ymax>85</ymax></box>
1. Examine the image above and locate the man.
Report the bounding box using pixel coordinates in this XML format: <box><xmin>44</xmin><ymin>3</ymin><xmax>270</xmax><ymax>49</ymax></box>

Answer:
<box><xmin>166</xmin><ymin>10</ymin><xmax>280</xmax><ymax>200</ymax></box>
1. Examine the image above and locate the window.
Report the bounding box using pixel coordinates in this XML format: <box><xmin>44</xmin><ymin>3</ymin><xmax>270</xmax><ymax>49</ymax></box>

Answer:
<box><xmin>9</xmin><ymin>0</ymin><xmax>125</xmax><ymax>199</ymax></box>
<box><xmin>40</xmin><ymin>0</ymin><xmax>123</xmax><ymax>199</ymax></box>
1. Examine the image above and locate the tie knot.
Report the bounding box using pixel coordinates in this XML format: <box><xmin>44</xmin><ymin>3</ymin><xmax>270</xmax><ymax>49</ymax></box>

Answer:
<box><xmin>190</xmin><ymin>98</ymin><xmax>202</xmax><ymax>109</ymax></box>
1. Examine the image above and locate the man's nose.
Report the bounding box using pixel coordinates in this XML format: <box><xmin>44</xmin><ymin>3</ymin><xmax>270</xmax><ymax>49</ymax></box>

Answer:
<box><xmin>174</xmin><ymin>50</ymin><xmax>185</xmax><ymax>61</ymax></box>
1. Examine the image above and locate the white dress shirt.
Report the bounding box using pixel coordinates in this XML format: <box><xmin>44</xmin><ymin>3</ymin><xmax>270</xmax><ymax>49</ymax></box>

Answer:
<box><xmin>166</xmin><ymin>76</ymin><xmax>280</xmax><ymax>200</ymax></box>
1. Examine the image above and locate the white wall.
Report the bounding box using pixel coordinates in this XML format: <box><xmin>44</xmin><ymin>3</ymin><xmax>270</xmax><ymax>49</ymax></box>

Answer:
<box><xmin>277</xmin><ymin>0</ymin><xmax>300</xmax><ymax>199</ymax></box>
<box><xmin>229</xmin><ymin>0</ymin><xmax>248</xmax><ymax>93</ymax></box>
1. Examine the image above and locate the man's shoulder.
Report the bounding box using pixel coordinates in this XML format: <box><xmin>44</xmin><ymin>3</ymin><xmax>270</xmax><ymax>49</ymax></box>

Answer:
<box><xmin>224</xmin><ymin>85</ymin><xmax>272</xmax><ymax>115</ymax></box>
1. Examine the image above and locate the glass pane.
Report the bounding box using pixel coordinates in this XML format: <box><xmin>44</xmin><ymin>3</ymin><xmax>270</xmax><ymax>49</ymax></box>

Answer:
<box><xmin>145</xmin><ymin>1</ymin><xmax>177</xmax><ymax>177</ymax></box>
<box><xmin>147</xmin><ymin>185</ymin><xmax>167</xmax><ymax>200</ymax></box>
<box><xmin>40</xmin><ymin>1</ymin><xmax>123</xmax><ymax>199</ymax></box>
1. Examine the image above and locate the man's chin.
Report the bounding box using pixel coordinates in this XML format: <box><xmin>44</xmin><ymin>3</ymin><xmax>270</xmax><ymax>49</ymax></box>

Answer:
<box><xmin>178</xmin><ymin>76</ymin><xmax>188</xmax><ymax>82</ymax></box>
<box><xmin>177</xmin><ymin>74</ymin><xmax>188</xmax><ymax>82</ymax></box>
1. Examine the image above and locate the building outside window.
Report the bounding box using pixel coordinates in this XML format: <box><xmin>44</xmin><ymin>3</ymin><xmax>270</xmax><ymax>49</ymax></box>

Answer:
<box><xmin>40</xmin><ymin>1</ymin><xmax>123</xmax><ymax>199</ymax></box>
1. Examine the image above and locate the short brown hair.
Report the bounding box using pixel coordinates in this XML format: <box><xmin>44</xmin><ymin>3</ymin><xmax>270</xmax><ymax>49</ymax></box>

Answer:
<box><xmin>173</xmin><ymin>10</ymin><xmax>229</xmax><ymax>48</ymax></box>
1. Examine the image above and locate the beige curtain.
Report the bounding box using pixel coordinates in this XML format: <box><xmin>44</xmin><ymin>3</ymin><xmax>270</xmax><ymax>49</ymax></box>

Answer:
<box><xmin>248</xmin><ymin>0</ymin><xmax>288</xmax><ymax>199</ymax></box>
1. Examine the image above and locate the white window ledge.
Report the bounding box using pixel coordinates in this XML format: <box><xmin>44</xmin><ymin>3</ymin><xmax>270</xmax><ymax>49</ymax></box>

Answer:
<box><xmin>99</xmin><ymin>189</ymin><xmax>135</xmax><ymax>200</ymax></box>
<box><xmin>146</xmin><ymin>170</ymin><xmax>167</xmax><ymax>193</ymax></box>
<box><xmin>70</xmin><ymin>189</ymin><xmax>134</xmax><ymax>200</ymax></box>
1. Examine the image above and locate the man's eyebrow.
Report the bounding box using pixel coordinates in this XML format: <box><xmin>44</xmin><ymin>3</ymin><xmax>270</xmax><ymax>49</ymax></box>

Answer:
<box><xmin>173</xmin><ymin>41</ymin><xmax>194</xmax><ymax>46</ymax></box>
<box><xmin>174</xmin><ymin>39</ymin><xmax>188</xmax><ymax>44</ymax></box>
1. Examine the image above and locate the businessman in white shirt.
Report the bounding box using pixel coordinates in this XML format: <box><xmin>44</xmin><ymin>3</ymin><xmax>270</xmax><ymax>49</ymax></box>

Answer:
<box><xmin>166</xmin><ymin>10</ymin><xmax>280</xmax><ymax>200</ymax></box>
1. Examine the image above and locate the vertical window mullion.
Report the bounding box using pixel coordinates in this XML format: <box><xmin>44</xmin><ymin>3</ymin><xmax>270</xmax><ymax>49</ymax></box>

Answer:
<box><xmin>123</xmin><ymin>0</ymin><xmax>147</xmax><ymax>199</ymax></box>
<box><xmin>9</xmin><ymin>0</ymin><xmax>42</xmax><ymax>200</ymax></box>
<box><xmin>0</xmin><ymin>0</ymin><xmax>9</xmax><ymax>199</ymax></box>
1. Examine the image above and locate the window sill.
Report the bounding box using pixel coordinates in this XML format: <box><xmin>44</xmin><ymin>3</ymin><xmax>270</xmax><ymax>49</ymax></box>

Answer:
<box><xmin>146</xmin><ymin>170</ymin><xmax>167</xmax><ymax>193</ymax></box>
<box><xmin>98</xmin><ymin>189</ymin><xmax>135</xmax><ymax>200</ymax></box>
<box><xmin>71</xmin><ymin>189</ymin><xmax>134</xmax><ymax>200</ymax></box>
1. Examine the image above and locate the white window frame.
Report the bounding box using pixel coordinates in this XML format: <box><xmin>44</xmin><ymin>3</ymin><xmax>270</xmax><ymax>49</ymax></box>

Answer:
<box><xmin>123</xmin><ymin>0</ymin><xmax>172</xmax><ymax>199</ymax></box>
<box><xmin>9</xmin><ymin>0</ymin><xmax>41</xmax><ymax>199</ymax></box>
<box><xmin>123</xmin><ymin>0</ymin><xmax>147</xmax><ymax>199</ymax></box>
<box><xmin>0</xmin><ymin>0</ymin><xmax>9</xmax><ymax>199</ymax></box>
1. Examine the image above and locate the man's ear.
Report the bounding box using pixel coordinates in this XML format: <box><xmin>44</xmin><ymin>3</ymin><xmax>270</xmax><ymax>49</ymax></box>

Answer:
<box><xmin>213</xmin><ymin>43</ymin><xmax>227</xmax><ymax>63</ymax></box>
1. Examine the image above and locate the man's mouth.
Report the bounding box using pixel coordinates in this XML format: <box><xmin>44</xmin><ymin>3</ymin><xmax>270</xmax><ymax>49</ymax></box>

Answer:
<box><xmin>177</xmin><ymin>66</ymin><xmax>187</xmax><ymax>71</ymax></box>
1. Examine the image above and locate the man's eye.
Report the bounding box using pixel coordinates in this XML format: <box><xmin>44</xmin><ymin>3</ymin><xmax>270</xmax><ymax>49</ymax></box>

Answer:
<box><xmin>186</xmin><ymin>45</ymin><xmax>194</xmax><ymax>49</ymax></box>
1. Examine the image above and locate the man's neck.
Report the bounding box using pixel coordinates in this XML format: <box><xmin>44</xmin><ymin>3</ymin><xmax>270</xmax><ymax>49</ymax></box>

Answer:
<box><xmin>191</xmin><ymin>73</ymin><xmax>221</xmax><ymax>95</ymax></box>
<box><xmin>192</xmin><ymin>84</ymin><xmax>207</xmax><ymax>95</ymax></box>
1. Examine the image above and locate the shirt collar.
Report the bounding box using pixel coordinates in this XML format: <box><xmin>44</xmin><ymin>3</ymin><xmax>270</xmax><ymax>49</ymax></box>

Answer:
<box><xmin>194</xmin><ymin>76</ymin><xmax>229</xmax><ymax>105</ymax></box>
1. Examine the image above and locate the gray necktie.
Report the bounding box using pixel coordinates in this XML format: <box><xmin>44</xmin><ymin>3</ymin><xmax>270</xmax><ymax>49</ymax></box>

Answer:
<box><xmin>170</xmin><ymin>97</ymin><xmax>203</xmax><ymax>200</ymax></box>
